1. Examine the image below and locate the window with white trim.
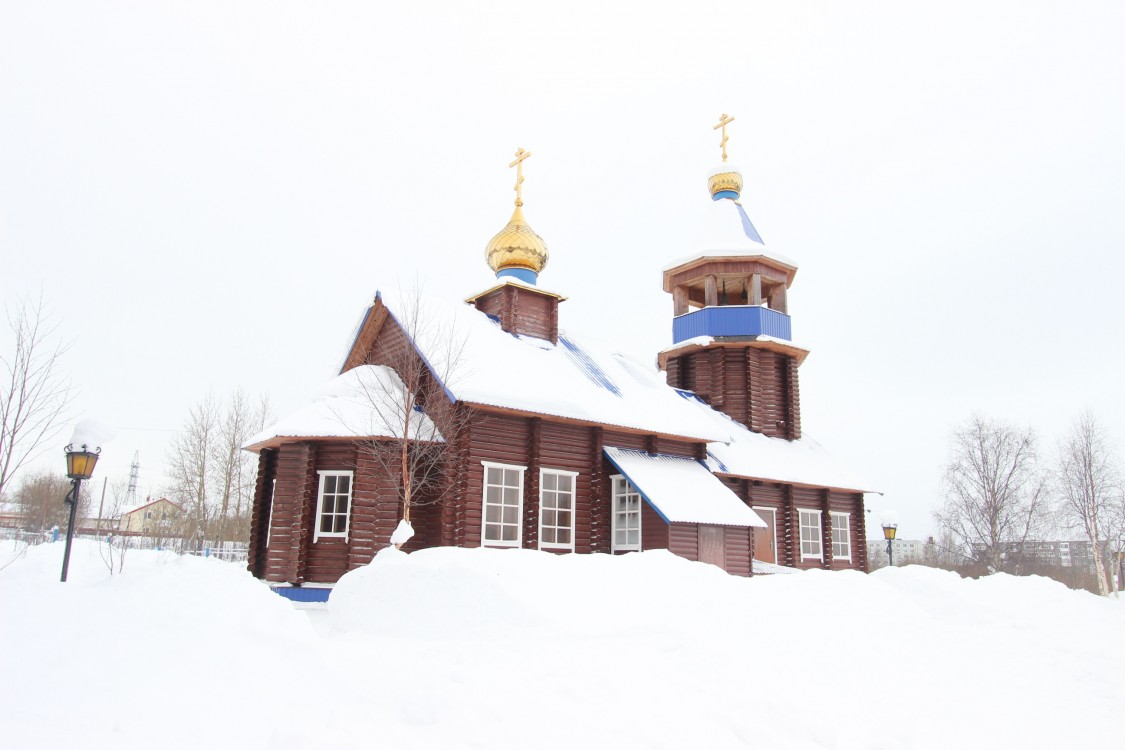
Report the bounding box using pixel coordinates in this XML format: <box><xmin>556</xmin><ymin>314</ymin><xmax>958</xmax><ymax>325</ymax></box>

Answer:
<box><xmin>611</xmin><ymin>475</ymin><xmax>642</xmax><ymax>552</ymax></box>
<box><xmin>830</xmin><ymin>511</ymin><xmax>851</xmax><ymax>561</ymax></box>
<box><xmin>482</xmin><ymin>462</ymin><xmax>525</xmax><ymax>547</ymax></box>
<box><xmin>314</xmin><ymin>471</ymin><xmax>353</xmax><ymax>542</ymax></box>
<box><xmin>539</xmin><ymin>469</ymin><xmax>576</xmax><ymax>550</ymax></box>
<box><xmin>798</xmin><ymin>508</ymin><xmax>823</xmax><ymax>561</ymax></box>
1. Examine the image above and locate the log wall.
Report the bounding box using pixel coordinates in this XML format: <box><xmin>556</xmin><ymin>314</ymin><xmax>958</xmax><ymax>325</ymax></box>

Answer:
<box><xmin>666</xmin><ymin>345</ymin><xmax>801</xmax><ymax>440</ymax></box>
<box><xmin>471</xmin><ymin>285</ymin><xmax>559</xmax><ymax>343</ymax></box>
<box><xmin>247</xmin><ymin>448</ymin><xmax>277</xmax><ymax>579</ymax></box>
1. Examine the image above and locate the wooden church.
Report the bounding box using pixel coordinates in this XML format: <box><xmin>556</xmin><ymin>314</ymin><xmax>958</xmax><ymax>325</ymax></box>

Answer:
<box><xmin>244</xmin><ymin>118</ymin><xmax>873</xmax><ymax>597</ymax></box>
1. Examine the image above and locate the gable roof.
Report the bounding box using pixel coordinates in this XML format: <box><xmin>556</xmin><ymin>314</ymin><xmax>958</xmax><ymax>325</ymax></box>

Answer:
<box><xmin>346</xmin><ymin>291</ymin><xmax>739</xmax><ymax>444</ymax></box>
<box><xmin>316</xmin><ymin>291</ymin><xmax>876</xmax><ymax>494</ymax></box>
<box><xmin>120</xmin><ymin>497</ymin><xmax>183</xmax><ymax>516</ymax></box>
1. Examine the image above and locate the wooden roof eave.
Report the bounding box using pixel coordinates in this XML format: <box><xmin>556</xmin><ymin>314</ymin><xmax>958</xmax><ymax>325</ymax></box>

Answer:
<box><xmin>341</xmin><ymin>300</ymin><xmax>390</xmax><ymax>374</ymax></box>
<box><xmin>657</xmin><ymin>337</ymin><xmax>811</xmax><ymax>371</ymax></box>
<box><xmin>242</xmin><ymin>433</ymin><xmax>443</xmax><ymax>454</ymax></box>
<box><xmin>662</xmin><ymin>254</ymin><xmax>799</xmax><ymax>291</ymax></box>
<box><xmin>712</xmin><ymin>470</ymin><xmax>876</xmax><ymax>496</ymax></box>
<box><xmin>465</xmin><ymin>401</ymin><xmax>719</xmax><ymax>445</ymax></box>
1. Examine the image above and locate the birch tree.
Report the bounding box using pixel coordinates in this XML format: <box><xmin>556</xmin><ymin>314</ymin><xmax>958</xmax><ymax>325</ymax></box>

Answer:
<box><xmin>166</xmin><ymin>394</ymin><xmax>220</xmax><ymax>549</ymax></box>
<box><xmin>935</xmin><ymin>415</ymin><xmax>1048</xmax><ymax>573</ymax></box>
<box><xmin>166</xmin><ymin>390</ymin><xmax>270</xmax><ymax>547</ymax></box>
<box><xmin>211</xmin><ymin>390</ymin><xmax>270</xmax><ymax>542</ymax></box>
<box><xmin>0</xmin><ymin>296</ymin><xmax>75</xmax><ymax>502</ymax></box>
<box><xmin>359</xmin><ymin>290</ymin><xmax>468</xmax><ymax>538</ymax></box>
<box><xmin>1055</xmin><ymin>412</ymin><xmax>1123</xmax><ymax>596</ymax></box>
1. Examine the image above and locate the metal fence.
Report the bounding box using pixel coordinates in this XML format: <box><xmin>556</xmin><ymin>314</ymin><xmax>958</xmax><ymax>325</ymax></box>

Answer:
<box><xmin>0</xmin><ymin>526</ymin><xmax>248</xmax><ymax>564</ymax></box>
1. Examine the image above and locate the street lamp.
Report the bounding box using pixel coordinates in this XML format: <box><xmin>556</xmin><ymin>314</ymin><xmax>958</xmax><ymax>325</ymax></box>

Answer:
<box><xmin>882</xmin><ymin>523</ymin><xmax>898</xmax><ymax>567</ymax></box>
<box><xmin>61</xmin><ymin>443</ymin><xmax>100</xmax><ymax>582</ymax></box>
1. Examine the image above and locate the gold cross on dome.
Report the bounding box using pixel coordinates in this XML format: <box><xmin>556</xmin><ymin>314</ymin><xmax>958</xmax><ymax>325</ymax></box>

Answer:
<box><xmin>509</xmin><ymin>148</ymin><xmax>532</xmax><ymax>207</ymax></box>
<box><xmin>713</xmin><ymin>113</ymin><xmax>735</xmax><ymax>162</ymax></box>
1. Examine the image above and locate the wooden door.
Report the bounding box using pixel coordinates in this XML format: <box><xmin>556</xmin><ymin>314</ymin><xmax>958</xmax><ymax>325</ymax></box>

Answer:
<box><xmin>698</xmin><ymin>525</ymin><xmax>725</xmax><ymax>567</ymax></box>
<box><xmin>752</xmin><ymin>507</ymin><xmax>777</xmax><ymax>564</ymax></box>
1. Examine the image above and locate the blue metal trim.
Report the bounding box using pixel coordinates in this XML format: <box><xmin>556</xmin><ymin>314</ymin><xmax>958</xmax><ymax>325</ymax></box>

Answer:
<box><xmin>559</xmin><ymin>335</ymin><xmax>622</xmax><ymax>396</ymax></box>
<box><xmin>271</xmin><ymin>586</ymin><xmax>332</xmax><ymax>603</ymax></box>
<box><xmin>735</xmin><ymin>203</ymin><xmax>765</xmax><ymax>244</ymax></box>
<box><xmin>712</xmin><ymin>190</ymin><xmax>740</xmax><ymax>201</ymax></box>
<box><xmin>706</xmin><ymin>449</ymin><xmax>730</xmax><ymax>474</ymax></box>
<box><xmin>672</xmin><ymin>306</ymin><xmax>792</xmax><ymax>344</ymax></box>
<box><xmin>497</xmin><ymin>267</ymin><xmax>538</xmax><ymax>285</ymax></box>
<box><xmin>602</xmin><ymin>449</ymin><xmax>671</xmax><ymax>525</ymax></box>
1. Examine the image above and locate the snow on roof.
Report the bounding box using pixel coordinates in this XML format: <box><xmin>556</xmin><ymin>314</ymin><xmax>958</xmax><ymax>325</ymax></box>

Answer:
<box><xmin>464</xmin><ymin>277</ymin><xmax>567</xmax><ymax>302</ymax></box>
<box><xmin>380</xmin><ymin>292</ymin><xmax>739</xmax><ymax>443</ymax></box>
<box><xmin>751</xmin><ymin>559</ymin><xmax>801</xmax><ymax>575</ymax></box>
<box><xmin>604</xmin><ymin>447</ymin><xmax>766</xmax><ymax>528</ymax></box>
<box><xmin>658</xmin><ymin>333</ymin><xmax>809</xmax><ymax>360</ymax></box>
<box><xmin>119</xmin><ymin>497</ymin><xmax>182</xmax><ymax>516</ymax></box>
<box><xmin>705</xmin><ymin>420</ymin><xmax>878</xmax><ymax>494</ymax></box>
<box><xmin>245</xmin><ymin>365</ymin><xmax>442</xmax><ymax>451</ymax></box>
<box><xmin>663</xmin><ymin>198</ymin><xmax>797</xmax><ymax>271</ymax></box>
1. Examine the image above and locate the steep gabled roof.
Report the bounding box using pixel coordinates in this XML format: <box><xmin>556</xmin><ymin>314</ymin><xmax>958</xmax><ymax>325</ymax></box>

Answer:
<box><xmin>353</xmin><ymin>292</ymin><xmax>739</xmax><ymax>443</ymax></box>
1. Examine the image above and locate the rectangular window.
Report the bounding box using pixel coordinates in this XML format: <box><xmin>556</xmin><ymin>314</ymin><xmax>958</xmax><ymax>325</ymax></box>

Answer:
<box><xmin>482</xmin><ymin>462</ymin><xmax>525</xmax><ymax>547</ymax></box>
<box><xmin>539</xmin><ymin>469</ymin><xmax>577</xmax><ymax>551</ymax></box>
<box><xmin>611</xmin><ymin>475</ymin><xmax>642</xmax><ymax>552</ymax></box>
<box><xmin>314</xmin><ymin>471</ymin><xmax>353</xmax><ymax>542</ymax></box>
<box><xmin>798</xmin><ymin>508</ymin><xmax>823</xmax><ymax>561</ymax></box>
<box><xmin>831</xmin><ymin>511</ymin><xmax>851</xmax><ymax>561</ymax></box>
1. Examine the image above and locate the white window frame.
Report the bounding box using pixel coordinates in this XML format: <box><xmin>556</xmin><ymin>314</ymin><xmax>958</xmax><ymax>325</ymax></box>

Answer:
<box><xmin>830</xmin><ymin>511</ymin><xmax>852</xmax><ymax>562</ymax></box>
<box><xmin>313</xmin><ymin>470</ymin><xmax>354</xmax><ymax>543</ymax></box>
<box><xmin>481</xmin><ymin>461</ymin><xmax>526</xmax><ymax>548</ymax></box>
<box><xmin>611</xmin><ymin>474</ymin><xmax>642</xmax><ymax>553</ymax></box>
<box><xmin>538</xmin><ymin>468</ymin><xmax>578</xmax><ymax>552</ymax></box>
<box><xmin>798</xmin><ymin>508</ymin><xmax>823</xmax><ymax>561</ymax></box>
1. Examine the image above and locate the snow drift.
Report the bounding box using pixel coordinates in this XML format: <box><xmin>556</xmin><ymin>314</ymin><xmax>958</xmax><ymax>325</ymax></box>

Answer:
<box><xmin>3</xmin><ymin>541</ymin><xmax>1123</xmax><ymax>750</ymax></box>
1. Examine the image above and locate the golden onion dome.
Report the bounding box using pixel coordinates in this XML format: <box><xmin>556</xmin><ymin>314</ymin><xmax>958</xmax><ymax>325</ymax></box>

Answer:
<box><xmin>485</xmin><ymin>205</ymin><xmax>549</xmax><ymax>274</ymax></box>
<box><xmin>708</xmin><ymin>164</ymin><xmax>744</xmax><ymax>199</ymax></box>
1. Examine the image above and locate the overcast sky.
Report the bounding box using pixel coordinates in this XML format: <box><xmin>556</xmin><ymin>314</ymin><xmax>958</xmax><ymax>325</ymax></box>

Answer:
<box><xmin>3</xmin><ymin>1</ymin><xmax>1123</xmax><ymax>539</ymax></box>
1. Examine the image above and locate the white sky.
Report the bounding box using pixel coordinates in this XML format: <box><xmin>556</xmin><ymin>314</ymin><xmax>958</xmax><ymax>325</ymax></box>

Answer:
<box><xmin>3</xmin><ymin>1</ymin><xmax>1123</xmax><ymax>540</ymax></box>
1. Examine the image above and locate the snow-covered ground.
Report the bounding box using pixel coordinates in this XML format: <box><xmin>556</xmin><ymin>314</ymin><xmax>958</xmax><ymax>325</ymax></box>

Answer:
<box><xmin>2</xmin><ymin>540</ymin><xmax>1122</xmax><ymax>749</ymax></box>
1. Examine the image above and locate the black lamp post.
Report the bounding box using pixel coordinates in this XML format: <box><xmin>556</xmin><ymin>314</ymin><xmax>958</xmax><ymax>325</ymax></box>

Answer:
<box><xmin>882</xmin><ymin>523</ymin><xmax>898</xmax><ymax>567</ymax></box>
<box><xmin>61</xmin><ymin>443</ymin><xmax>100</xmax><ymax>582</ymax></box>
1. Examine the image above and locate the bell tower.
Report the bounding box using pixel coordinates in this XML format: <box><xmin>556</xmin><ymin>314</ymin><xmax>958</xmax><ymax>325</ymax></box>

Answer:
<box><xmin>658</xmin><ymin>115</ymin><xmax>808</xmax><ymax>439</ymax></box>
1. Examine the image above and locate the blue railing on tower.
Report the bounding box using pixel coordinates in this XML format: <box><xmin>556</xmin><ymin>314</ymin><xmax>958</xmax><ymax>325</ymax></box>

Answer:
<box><xmin>672</xmin><ymin>305</ymin><xmax>792</xmax><ymax>344</ymax></box>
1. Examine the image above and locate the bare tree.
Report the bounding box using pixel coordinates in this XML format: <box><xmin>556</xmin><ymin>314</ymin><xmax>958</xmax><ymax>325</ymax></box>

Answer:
<box><xmin>935</xmin><ymin>415</ymin><xmax>1048</xmax><ymax>573</ymax></box>
<box><xmin>166</xmin><ymin>394</ymin><xmax>220</xmax><ymax>549</ymax></box>
<box><xmin>0</xmin><ymin>296</ymin><xmax>75</xmax><ymax>502</ymax></box>
<box><xmin>359</xmin><ymin>290</ymin><xmax>469</xmax><ymax>538</ymax></box>
<box><xmin>166</xmin><ymin>390</ymin><xmax>271</xmax><ymax>549</ymax></box>
<box><xmin>1055</xmin><ymin>412</ymin><xmax>1123</xmax><ymax>596</ymax></box>
<box><xmin>211</xmin><ymin>389</ymin><xmax>271</xmax><ymax>543</ymax></box>
<box><xmin>14</xmin><ymin>469</ymin><xmax>82</xmax><ymax>532</ymax></box>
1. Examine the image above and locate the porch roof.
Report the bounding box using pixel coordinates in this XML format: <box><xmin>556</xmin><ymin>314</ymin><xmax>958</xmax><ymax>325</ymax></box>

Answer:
<box><xmin>604</xmin><ymin>447</ymin><xmax>766</xmax><ymax>528</ymax></box>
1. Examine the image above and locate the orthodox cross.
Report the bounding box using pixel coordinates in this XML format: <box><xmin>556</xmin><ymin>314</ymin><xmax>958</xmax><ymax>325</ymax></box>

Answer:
<box><xmin>713</xmin><ymin>113</ymin><xmax>735</xmax><ymax>162</ymax></box>
<box><xmin>509</xmin><ymin>147</ymin><xmax>531</xmax><ymax>206</ymax></box>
